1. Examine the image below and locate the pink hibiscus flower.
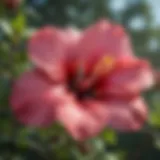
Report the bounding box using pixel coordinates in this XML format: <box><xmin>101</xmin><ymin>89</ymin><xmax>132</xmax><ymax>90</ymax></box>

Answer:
<box><xmin>10</xmin><ymin>20</ymin><xmax>154</xmax><ymax>141</ymax></box>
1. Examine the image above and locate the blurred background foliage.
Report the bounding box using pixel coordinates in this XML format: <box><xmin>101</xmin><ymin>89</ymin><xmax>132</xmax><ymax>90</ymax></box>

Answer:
<box><xmin>0</xmin><ymin>0</ymin><xmax>160</xmax><ymax>159</ymax></box>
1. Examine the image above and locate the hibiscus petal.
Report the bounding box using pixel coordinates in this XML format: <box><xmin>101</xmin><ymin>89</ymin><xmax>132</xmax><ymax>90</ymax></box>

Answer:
<box><xmin>64</xmin><ymin>27</ymin><xmax>81</xmax><ymax>44</ymax></box>
<box><xmin>107</xmin><ymin>97</ymin><xmax>148</xmax><ymax>131</ymax></box>
<box><xmin>76</xmin><ymin>19</ymin><xmax>133</xmax><ymax>62</ymax></box>
<box><xmin>10</xmin><ymin>70</ymin><xmax>67</xmax><ymax>127</ymax></box>
<box><xmin>63</xmin><ymin>27</ymin><xmax>82</xmax><ymax>62</ymax></box>
<box><xmin>57</xmin><ymin>99</ymin><xmax>108</xmax><ymax>141</ymax></box>
<box><xmin>28</xmin><ymin>27</ymin><xmax>69</xmax><ymax>82</ymax></box>
<box><xmin>106</xmin><ymin>59</ymin><xmax>154</xmax><ymax>95</ymax></box>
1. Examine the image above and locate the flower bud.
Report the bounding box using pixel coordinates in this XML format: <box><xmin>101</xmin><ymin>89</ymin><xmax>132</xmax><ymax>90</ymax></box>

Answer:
<box><xmin>3</xmin><ymin>0</ymin><xmax>21</xmax><ymax>9</ymax></box>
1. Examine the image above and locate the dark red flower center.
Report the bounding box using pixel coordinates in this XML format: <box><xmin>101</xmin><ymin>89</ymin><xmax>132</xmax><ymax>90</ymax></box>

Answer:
<box><xmin>67</xmin><ymin>56</ymin><xmax>115</xmax><ymax>100</ymax></box>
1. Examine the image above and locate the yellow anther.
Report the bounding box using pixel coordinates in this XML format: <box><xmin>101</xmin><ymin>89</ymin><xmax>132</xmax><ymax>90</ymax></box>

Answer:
<box><xmin>93</xmin><ymin>56</ymin><xmax>115</xmax><ymax>76</ymax></box>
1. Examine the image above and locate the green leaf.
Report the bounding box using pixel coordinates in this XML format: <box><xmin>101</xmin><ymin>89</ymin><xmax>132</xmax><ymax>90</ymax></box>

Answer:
<box><xmin>0</xmin><ymin>76</ymin><xmax>11</xmax><ymax>106</ymax></box>
<box><xmin>0</xmin><ymin>19</ymin><xmax>13</xmax><ymax>36</ymax></box>
<box><xmin>11</xmin><ymin>13</ymin><xmax>26</xmax><ymax>35</ymax></box>
<box><xmin>102</xmin><ymin>129</ymin><xmax>117</xmax><ymax>145</ymax></box>
<box><xmin>149</xmin><ymin>112</ymin><xmax>160</xmax><ymax>127</ymax></box>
